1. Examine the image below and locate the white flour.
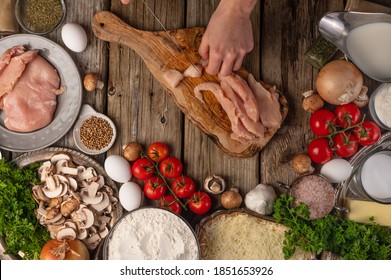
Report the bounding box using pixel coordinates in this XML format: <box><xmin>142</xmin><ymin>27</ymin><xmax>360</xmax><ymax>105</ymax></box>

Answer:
<box><xmin>107</xmin><ymin>208</ymin><xmax>199</xmax><ymax>260</ymax></box>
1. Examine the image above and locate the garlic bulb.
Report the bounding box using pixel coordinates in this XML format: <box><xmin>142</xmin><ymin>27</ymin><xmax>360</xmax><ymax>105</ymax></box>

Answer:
<box><xmin>244</xmin><ymin>184</ymin><xmax>277</xmax><ymax>215</ymax></box>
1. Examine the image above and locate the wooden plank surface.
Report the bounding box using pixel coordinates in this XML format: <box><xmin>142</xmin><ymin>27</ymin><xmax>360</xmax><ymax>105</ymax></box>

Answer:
<box><xmin>2</xmin><ymin>0</ymin><xmax>382</xmax><ymax>211</ymax></box>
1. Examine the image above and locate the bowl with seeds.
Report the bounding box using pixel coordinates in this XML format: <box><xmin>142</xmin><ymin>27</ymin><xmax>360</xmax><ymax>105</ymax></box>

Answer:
<box><xmin>15</xmin><ymin>0</ymin><xmax>66</xmax><ymax>35</ymax></box>
<box><xmin>73</xmin><ymin>104</ymin><xmax>117</xmax><ymax>155</ymax></box>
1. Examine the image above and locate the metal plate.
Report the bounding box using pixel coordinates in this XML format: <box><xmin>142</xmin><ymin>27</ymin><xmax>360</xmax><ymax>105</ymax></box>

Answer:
<box><xmin>335</xmin><ymin>132</ymin><xmax>391</xmax><ymax>208</ymax></box>
<box><xmin>0</xmin><ymin>147</ymin><xmax>122</xmax><ymax>260</ymax></box>
<box><xmin>0</xmin><ymin>34</ymin><xmax>82</xmax><ymax>152</ymax></box>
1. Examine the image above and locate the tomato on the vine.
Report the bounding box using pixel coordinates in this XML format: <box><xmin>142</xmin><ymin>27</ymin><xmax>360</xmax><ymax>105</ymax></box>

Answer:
<box><xmin>144</xmin><ymin>176</ymin><xmax>166</xmax><ymax>200</ymax></box>
<box><xmin>171</xmin><ymin>175</ymin><xmax>195</xmax><ymax>199</ymax></box>
<box><xmin>332</xmin><ymin>132</ymin><xmax>358</xmax><ymax>158</ymax></box>
<box><xmin>307</xmin><ymin>138</ymin><xmax>333</xmax><ymax>164</ymax></box>
<box><xmin>159</xmin><ymin>195</ymin><xmax>182</xmax><ymax>215</ymax></box>
<box><xmin>188</xmin><ymin>191</ymin><xmax>212</xmax><ymax>215</ymax></box>
<box><xmin>334</xmin><ymin>103</ymin><xmax>361</xmax><ymax>129</ymax></box>
<box><xmin>159</xmin><ymin>157</ymin><xmax>183</xmax><ymax>178</ymax></box>
<box><xmin>147</xmin><ymin>142</ymin><xmax>169</xmax><ymax>163</ymax></box>
<box><xmin>353</xmin><ymin>121</ymin><xmax>381</xmax><ymax>146</ymax></box>
<box><xmin>131</xmin><ymin>158</ymin><xmax>155</xmax><ymax>180</ymax></box>
<box><xmin>309</xmin><ymin>109</ymin><xmax>336</xmax><ymax>136</ymax></box>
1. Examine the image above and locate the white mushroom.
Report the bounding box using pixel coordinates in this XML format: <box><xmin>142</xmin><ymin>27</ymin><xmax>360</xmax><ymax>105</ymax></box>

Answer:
<box><xmin>77</xmin><ymin>227</ymin><xmax>88</xmax><ymax>240</ymax></box>
<box><xmin>60</xmin><ymin>198</ymin><xmax>80</xmax><ymax>217</ymax></box>
<box><xmin>56</xmin><ymin>227</ymin><xmax>77</xmax><ymax>241</ymax></box>
<box><xmin>38</xmin><ymin>161</ymin><xmax>55</xmax><ymax>182</ymax></box>
<box><xmin>32</xmin><ymin>185</ymin><xmax>50</xmax><ymax>203</ymax></box>
<box><xmin>71</xmin><ymin>206</ymin><xmax>95</xmax><ymax>229</ymax></box>
<box><xmin>98</xmin><ymin>226</ymin><xmax>109</xmax><ymax>238</ymax></box>
<box><xmin>42</xmin><ymin>176</ymin><xmax>63</xmax><ymax>198</ymax></box>
<box><xmin>50</xmin><ymin>152</ymin><xmax>73</xmax><ymax>164</ymax></box>
<box><xmin>55</xmin><ymin>159</ymin><xmax>79</xmax><ymax>176</ymax></box>
<box><xmin>84</xmin><ymin>233</ymin><xmax>101</xmax><ymax>250</ymax></box>
<box><xmin>80</xmin><ymin>189</ymin><xmax>104</xmax><ymax>205</ymax></box>
<box><xmin>91</xmin><ymin>192</ymin><xmax>110</xmax><ymax>212</ymax></box>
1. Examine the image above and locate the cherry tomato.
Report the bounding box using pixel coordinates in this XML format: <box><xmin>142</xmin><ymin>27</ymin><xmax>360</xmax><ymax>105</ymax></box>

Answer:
<box><xmin>131</xmin><ymin>158</ymin><xmax>155</xmax><ymax>180</ymax></box>
<box><xmin>171</xmin><ymin>175</ymin><xmax>196</xmax><ymax>199</ymax></box>
<box><xmin>144</xmin><ymin>176</ymin><xmax>166</xmax><ymax>200</ymax></box>
<box><xmin>309</xmin><ymin>109</ymin><xmax>336</xmax><ymax>136</ymax></box>
<box><xmin>334</xmin><ymin>103</ymin><xmax>361</xmax><ymax>129</ymax></box>
<box><xmin>307</xmin><ymin>138</ymin><xmax>333</xmax><ymax>164</ymax></box>
<box><xmin>353</xmin><ymin>121</ymin><xmax>381</xmax><ymax>146</ymax></box>
<box><xmin>147</xmin><ymin>142</ymin><xmax>169</xmax><ymax>163</ymax></box>
<box><xmin>159</xmin><ymin>157</ymin><xmax>183</xmax><ymax>178</ymax></box>
<box><xmin>332</xmin><ymin>132</ymin><xmax>358</xmax><ymax>158</ymax></box>
<box><xmin>188</xmin><ymin>191</ymin><xmax>212</xmax><ymax>215</ymax></box>
<box><xmin>159</xmin><ymin>195</ymin><xmax>182</xmax><ymax>215</ymax></box>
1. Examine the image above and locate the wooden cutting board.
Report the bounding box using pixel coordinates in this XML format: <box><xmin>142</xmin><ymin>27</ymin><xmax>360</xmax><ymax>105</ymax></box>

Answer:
<box><xmin>92</xmin><ymin>11</ymin><xmax>288</xmax><ymax>158</ymax></box>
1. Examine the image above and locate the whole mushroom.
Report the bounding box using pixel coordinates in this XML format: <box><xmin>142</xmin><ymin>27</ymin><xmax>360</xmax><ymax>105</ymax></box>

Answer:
<box><xmin>83</xmin><ymin>73</ymin><xmax>104</xmax><ymax>92</ymax></box>
<box><xmin>203</xmin><ymin>174</ymin><xmax>226</xmax><ymax>195</ymax></box>
<box><xmin>291</xmin><ymin>153</ymin><xmax>314</xmax><ymax>175</ymax></box>
<box><xmin>221</xmin><ymin>187</ymin><xmax>242</xmax><ymax>209</ymax></box>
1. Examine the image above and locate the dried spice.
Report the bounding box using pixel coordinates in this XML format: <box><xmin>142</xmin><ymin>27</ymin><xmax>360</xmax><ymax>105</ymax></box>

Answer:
<box><xmin>24</xmin><ymin>0</ymin><xmax>63</xmax><ymax>32</ymax></box>
<box><xmin>79</xmin><ymin>116</ymin><xmax>113</xmax><ymax>151</ymax></box>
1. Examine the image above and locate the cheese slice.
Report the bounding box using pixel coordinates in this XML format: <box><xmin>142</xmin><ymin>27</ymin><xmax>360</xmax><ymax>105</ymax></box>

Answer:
<box><xmin>346</xmin><ymin>198</ymin><xmax>391</xmax><ymax>227</ymax></box>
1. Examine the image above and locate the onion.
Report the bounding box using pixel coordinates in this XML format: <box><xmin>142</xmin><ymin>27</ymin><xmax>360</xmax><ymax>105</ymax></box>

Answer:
<box><xmin>315</xmin><ymin>60</ymin><xmax>363</xmax><ymax>105</ymax></box>
<box><xmin>40</xmin><ymin>239</ymin><xmax>90</xmax><ymax>260</ymax></box>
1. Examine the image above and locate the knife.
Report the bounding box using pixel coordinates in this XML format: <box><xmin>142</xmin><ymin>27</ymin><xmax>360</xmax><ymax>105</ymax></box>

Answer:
<box><xmin>140</xmin><ymin>0</ymin><xmax>198</xmax><ymax>70</ymax></box>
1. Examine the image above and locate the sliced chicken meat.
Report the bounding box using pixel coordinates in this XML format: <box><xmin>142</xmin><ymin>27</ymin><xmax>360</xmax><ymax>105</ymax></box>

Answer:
<box><xmin>1</xmin><ymin>48</ymin><xmax>62</xmax><ymax>132</ymax></box>
<box><xmin>0</xmin><ymin>45</ymin><xmax>25</xmax><ymax>73</ymax></box>
<box><xmin>0</xmin><ymin>49</ymin><xmax>38</xmax><ymax>98</ymax></box>
<box><xmin>247</xmin><ymin>74</ymin><xmax>282</xmax><ymax>129</ymax></box>
<box><xmin>163</xmin><ymin>69</ymin><xmax>184</xmax><ymax>88</ymax></box>
<box><xmin>220</xmin><ymin>73</ymin><xmax>260</xmax><ymax>123</ymax></box>
<box><xmin>220</xmin><ymin>79</ymin><xmax>265</xmax><ymax>138</ymax></box>
<box><xmin>183</xmin><ymin>64</ymin><xmax>203</xmax><ymax>78</ymax></box>
<box><xmin>194</xmin><ymin>82</ymin><xmax>255</xmax><ymax>142</ymax></box>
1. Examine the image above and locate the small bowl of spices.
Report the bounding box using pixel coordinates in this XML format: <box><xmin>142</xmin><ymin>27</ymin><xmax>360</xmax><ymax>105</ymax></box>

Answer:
<box><xmin>15</xmin><ymin>0</ymin><xmax>66</xmax><ymax>35</ymax></box>
<box><xmin>73</xmin><ymin>104</ymin><xmax>117</xmax><ymax>155</ymax></box>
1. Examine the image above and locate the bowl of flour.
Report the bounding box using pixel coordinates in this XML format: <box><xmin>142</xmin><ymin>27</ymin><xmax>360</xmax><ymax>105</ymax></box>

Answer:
<box><xmin>103</xmin><ymin>207</ymin><xmax>200</xmax><ymax>260</ymax></box>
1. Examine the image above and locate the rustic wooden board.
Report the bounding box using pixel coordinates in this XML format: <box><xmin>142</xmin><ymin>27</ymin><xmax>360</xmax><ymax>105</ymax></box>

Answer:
<box><xmin>108</xmin><ymin>0</ymin><xmax>185</xmax><ymax>159</ymax></box>
<box><xmin>92</xmin><ymin>11</ymin><xmax>288</xmax><ymax>158</ymax></box>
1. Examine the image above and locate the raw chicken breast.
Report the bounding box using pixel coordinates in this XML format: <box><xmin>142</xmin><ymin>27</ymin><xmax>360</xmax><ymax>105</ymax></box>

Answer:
<box><xmin>1</xmin><ymin>51</ymin><xmax>61</xmax><ymax>132</ymax></box>
<box><xmin>0</xmin><ymin>45</ymin><xmax>25</xmax><ymax>73</ymax></box>
<box><xmin>0</xmin><ymin>49</ymin><xmax>38</xmax><ymax>98</ymax></box>
<box><xmin>220</xmin><ymin>74</ymin><xmax>260</xmax><ymax>123</ymax></box>
<box><xmin>247</xmin><ymin>74</ymin><xmax>282</xmax><ymax>129</ymax></box>
<box><xmin>163</xmin><ymin>69</ymin><xmax>184</xmax><ymax>88</ymax></box>
<box><xmin>194</xmin><ymin>82</ymin><xmax>255</xmax><ymax>141</ymax></box>
<box><xmin>183</xmin><ymin>64</ymin><xmax>202</xmax><ymax>78</ymax></box>
<box><xmin>221</xmin><ymin>79</ymin><xmax>265</xmax><ymax>138</ymax></box>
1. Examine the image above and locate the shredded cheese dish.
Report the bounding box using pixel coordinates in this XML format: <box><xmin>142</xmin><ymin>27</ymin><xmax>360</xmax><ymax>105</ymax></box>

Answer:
<box><xmin>198</xmin><ymin>212</ymin><xmax>313</xmax><ymax>260</ymax></box>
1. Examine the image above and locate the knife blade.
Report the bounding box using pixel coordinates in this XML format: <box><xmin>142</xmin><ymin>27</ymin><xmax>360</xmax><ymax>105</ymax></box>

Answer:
<box><xmin>140</xmin><ymin>0</ymin><xmax>198</xmax><ymax>70</ymax></box>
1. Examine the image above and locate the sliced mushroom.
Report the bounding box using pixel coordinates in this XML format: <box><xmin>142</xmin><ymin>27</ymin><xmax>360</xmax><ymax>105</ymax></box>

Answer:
<box><xmin>80</xmin><ymin>167</ymin><xmax>97</xmax><ymax>181</ymax></box>
<box><xmin>38</xmin><ymin>161</ymin><xmax>55</xmax><ymax>182</ymax></box>
<box><xmin>44</xmin><ymin>212</ymin><xmax>63</xmax><ymax>225</ymax></box>
<box><xmin>49</xmin><ymin>197</ymin><xmax>63</xmax><ymax>208</ymax></box>
<box><xmin>91</xmin><ymin>192</ymin><xmax>110</xmax><ymax>212</ymax></box>
<box><xmin>72</xmin><ymin>206</ymin><xmax>95</xmax><ymax>229</ymax></box>
<box><xmin>46</xmin><ymin>208</ymin><xmax>60</xmax><ymax>220</ymax></box>
<box><xmin>80</xmin><ymin>188</ymin><xmax>104</xmax><ymax>205</ymax></box>
<box><xmin>32</xmin><ymin>185</ymin><xmax>50</xmax><ymax>203</ymax></box>
<box><xmin>99</xmin><ymin>215</ymin><xmax>112</xmax><ymax>225</ymax></box>
<box><xmin>84</xmin><ymin>233</ymin><xmax>101</xmax><ymax>250</ymax></box>
<box><xmin>64</xmin><ymin>221</ymin><xmax>78</xmax><ymax>230</ymax></box>
<box><xmin>68</xmin><ymin>177</ymin><xmax>78</xmax><ymax>192</ymax></box>
<box><xmin>50</xmin><ymin>152</ymin><xmax>73</xmax><ymax>164</ymax></box>
<box><xmin>98</xmin><ymin>226</ymin><xmax>109</xmax><ymax>238</ymax></box>
<box><xmin>60</xmin><ymin>198</ymin><xmax>80</xmax><ymax>217</ymax></box>
<box><xmin>56</xmin><ymin>227</ymin><xmax>77</xmax><ymax>241</ymax></box>
<box><xmin>55</xmin><ymin>159</ymin><xmax>79</xmax><ymax>176</ymax></box>
<box><xmin>77</xmin><ymin>227</ymin><xmax>88</xmax><ymax>240</ymax></box>
<box><xmin>203</xmin><ymin>175</ymin><xmax>226</xmax><ymax>194</ymax></box>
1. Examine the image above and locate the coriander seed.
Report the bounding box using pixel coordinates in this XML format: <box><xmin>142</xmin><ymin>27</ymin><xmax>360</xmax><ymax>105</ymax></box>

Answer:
<box><xmin>79</xmin><ymin>116</ymin><xmax>113</xmax><ymax>151</ymax></box>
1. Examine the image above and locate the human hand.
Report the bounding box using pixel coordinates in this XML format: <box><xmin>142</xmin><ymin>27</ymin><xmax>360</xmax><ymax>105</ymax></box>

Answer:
<box><xmin>198</xmin><ymin>0</ymin><xmax>256</xmax><ymax>77</ymax></box>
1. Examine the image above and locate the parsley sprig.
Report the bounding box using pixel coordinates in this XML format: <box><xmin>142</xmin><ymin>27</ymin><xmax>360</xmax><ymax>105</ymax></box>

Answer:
<box><xmin>273</xmin><ymin>194</ymin><xmax>391</xmax><ymax>260</ymax></box>
<box><xmin>0</xmin><ymin>158</ymin><xmax>50</xmax><ymax>259</ymax></box>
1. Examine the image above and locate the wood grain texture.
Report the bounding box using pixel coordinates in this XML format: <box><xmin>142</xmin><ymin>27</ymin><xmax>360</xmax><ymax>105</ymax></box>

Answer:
<box><xmin>92</xmin><ymin>10</ymin><xmax>287</xmax><ymax>158</ymax></box>
<box><xmin>260</xmin><ymin>0</ymin><xmax>345</xmax><ymax>186</ymax></box>
<box><xmin>108</xmin><ymin>0</ymin><xmax>185</xmax><ymax>159</ymax></box>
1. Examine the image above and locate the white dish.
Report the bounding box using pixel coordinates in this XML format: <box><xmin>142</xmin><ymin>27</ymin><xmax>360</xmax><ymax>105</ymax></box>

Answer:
<box><xmin>73</xmin><ymin>104</ymin><xmax>117</xmax><ymax>155</ymax></box>
<box><xmin>0</xmin><ymin>34</ymin><xmax>82</xmax><ymax>152</ymax></box>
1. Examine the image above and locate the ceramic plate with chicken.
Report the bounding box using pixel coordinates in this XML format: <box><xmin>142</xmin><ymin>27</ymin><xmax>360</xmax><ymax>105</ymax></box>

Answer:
<box><xmin>0</xmin><ymin>34</ymin><xmax>82</xmax><ymax>152</ymax></box>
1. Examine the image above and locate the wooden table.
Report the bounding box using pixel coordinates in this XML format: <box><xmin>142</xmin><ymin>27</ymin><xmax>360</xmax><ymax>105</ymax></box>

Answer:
<box><xmin>0</xmin><ymin>0</ymin><xmax>387</xmax><ymax>211</ymax></box>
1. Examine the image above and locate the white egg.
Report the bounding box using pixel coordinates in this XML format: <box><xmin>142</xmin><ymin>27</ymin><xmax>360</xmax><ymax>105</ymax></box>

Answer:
<box><xmin>320</xmin><ymin>158</ymin><xmax>352</xmax><ymax>183</ymax></box>
<box><xmin>104</xmin><ymin>155</ymin><xmax>132</xmax><ymax>183</ymax></box>
<box><xmin>119</xmin><ymin>182</ymin><xmax>142</xmax><ymax>211</ymax></box>
<box><xmin>61</xmin><ymin>23</ymin><xmax>88</xmax><ymax>52</ymax></box>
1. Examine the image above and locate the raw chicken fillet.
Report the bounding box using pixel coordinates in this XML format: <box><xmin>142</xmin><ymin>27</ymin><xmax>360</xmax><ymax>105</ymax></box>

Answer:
<box><xmin>0</xmin><ymin>46</ymin><xmax>63</xmax><ymax>132</ymax></box>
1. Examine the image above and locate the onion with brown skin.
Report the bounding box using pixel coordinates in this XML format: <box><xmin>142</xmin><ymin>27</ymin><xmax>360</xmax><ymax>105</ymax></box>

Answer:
<box><xmin>316</xmin><ymin>60</ymin><xmax>363</xmax><ymax>105</ymax></box>
<box><xmin>40</xmin><ymin>239</ymin><xmax>90</xmax><ymax>260</ymax></box>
